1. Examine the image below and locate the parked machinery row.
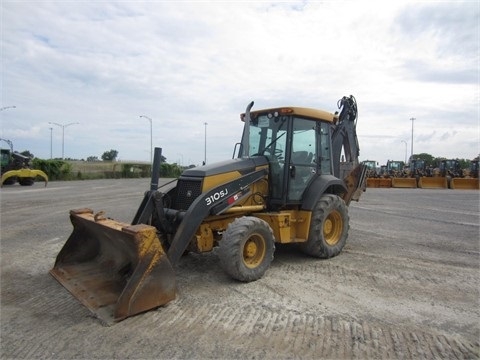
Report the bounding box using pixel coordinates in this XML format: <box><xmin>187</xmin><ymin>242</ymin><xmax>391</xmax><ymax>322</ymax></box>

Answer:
<box><xmin>363</xmin><ymin>159</ymin><xmax>479</xmax><ymax>189</ymax></box>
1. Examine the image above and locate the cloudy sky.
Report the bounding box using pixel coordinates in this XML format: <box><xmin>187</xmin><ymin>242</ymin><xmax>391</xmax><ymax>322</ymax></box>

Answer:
<box><xmin>1</xmin><ymin>1</ymin><xmax>478</xmax><ymax>166</ymax></box>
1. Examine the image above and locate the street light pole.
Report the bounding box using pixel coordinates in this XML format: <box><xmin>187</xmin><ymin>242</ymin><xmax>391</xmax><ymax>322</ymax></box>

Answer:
<box><xmin>410</xmin><ymin>117</ymin><xmax>415</xmax><ymax>161</ymax></box>
<box><xmin>49</xmin><ymin>122</ymin><xmax>79</xmax><ymax>159</ymax></box>
<box><xmin>177</xmin><ymin>153</ymin><xmax>183</xmax><ymax>166</ymax></box>
<box><xmin>140</xmin><ymin>115</ymin><xmax>153</xmax><ymax>164</ymax></box>
<box><xmin>0</xmin><ymin>106</ymin><xmax>16</xmax><ymax>111</ymax></box>
<box><xmin>401</xmin><ymin>140</ymin><xmax>407</xmax><ymax>164</ymax></box>
<box><xmin>49</xmin><ymin>127</ymin><xmax>53</xmax><ymax>159</ymax></box>
<box><xmin>204</xmin><ymin>122</ymin><xmax>208</xmax><ymax>165</ymax></box>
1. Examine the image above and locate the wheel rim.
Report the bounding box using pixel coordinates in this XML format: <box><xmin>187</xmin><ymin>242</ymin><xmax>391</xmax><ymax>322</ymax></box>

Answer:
<box><xmin>323</xmin><ymin>210</ymin><xmax>343</xmax><ymax>246</ymax></box>
<box><xmin>243</xmin><ymin>234</ymin><xmax>266</xmax><ymax>269</ymax></box>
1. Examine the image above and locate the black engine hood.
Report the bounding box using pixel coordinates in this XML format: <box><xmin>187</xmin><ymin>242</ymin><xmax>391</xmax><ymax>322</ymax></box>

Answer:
<box><xmin>181</xmin><ymin>156</ymin><xmax>269</xmax><ymax>178</ymax></box>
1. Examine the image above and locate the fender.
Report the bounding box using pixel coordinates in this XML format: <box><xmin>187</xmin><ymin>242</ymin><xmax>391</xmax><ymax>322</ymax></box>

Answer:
<box><xmin>300</xmin><ymin>175</ymin><xmax>346</xmax><ymax>211</ymax></box>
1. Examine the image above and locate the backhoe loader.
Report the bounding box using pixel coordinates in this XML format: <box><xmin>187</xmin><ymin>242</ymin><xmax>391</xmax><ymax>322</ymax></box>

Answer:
<box><xmin>50</xmin><ymin>95</ymin><xmax>367</xmax><ymax>324</ymax></box>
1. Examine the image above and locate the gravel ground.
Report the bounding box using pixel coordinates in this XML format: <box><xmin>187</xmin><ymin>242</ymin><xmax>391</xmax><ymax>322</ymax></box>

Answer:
<box><xmin>1</xmin><ymin>179</ymin><xmax>479</xmax><ymax>359</ymax></box>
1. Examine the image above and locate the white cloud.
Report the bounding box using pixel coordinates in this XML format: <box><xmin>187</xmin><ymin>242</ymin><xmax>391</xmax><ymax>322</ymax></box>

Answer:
<box><xmin>1</xmin><ymin>0</ymin><xmax>478</xmax><ymax>166</ymax></box>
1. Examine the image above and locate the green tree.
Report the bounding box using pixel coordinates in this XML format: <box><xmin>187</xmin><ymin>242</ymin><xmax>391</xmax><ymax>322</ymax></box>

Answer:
<box><xmin>101</xmin><ymin>149</ymin><xmax>118</xmax><ymax>161</ymax></box>
<box><xmin>87</xmin><ymin>156</ymin><xmax>99</xmax><ymax>162</ymax></box>
<box><xmin>411</xmin><ymin>153</ymin><xmax>435</xmax><ymax>167</ymax></box>
<box><xmin>20</xmin><ymin>150</ymin><xmax>34</xmax><ymax>158</ymax></box>
<box><xmin>160</xmin><ymin>163</ymin><xmax>182</xmax><ymax>177</ymax></box>
<box><xmin>457</xmin><ymin>158</ymin><xmax>470</xmax><ymax>170</ymax></box>
<box><xmin>32</xmin><ymin>158</ymin><xmax>72</xmax><ymax>180</ymax></box>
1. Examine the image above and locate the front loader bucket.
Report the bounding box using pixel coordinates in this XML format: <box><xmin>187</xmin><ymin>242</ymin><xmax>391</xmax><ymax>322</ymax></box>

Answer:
<box><xmin>366</xmin><ymin>178</ymin><xmax>378</xmax><ymax>188</ymax></box>
<box><xmin>391</xmin><ymin>177</ymin><xmax>417</xmax><ymax>188</ymax></box>
<box><xmin>418</xmin><ymin>177</ymin><xmax>448</xmax><ymax>189</ymax></box>
<box><xmin>377</xmin><ymin>178</ymin><xmax>392</xmax><ymax>188</ymax></box>
<box><xmin>450</xmin><ymin>178</ymin><xmax>480</xmax><ymax>190</ymax></box>
<box><xmin>50</xmin><ymin>208</ymin><xmax>176</xmax><ymax>324</ymax></box>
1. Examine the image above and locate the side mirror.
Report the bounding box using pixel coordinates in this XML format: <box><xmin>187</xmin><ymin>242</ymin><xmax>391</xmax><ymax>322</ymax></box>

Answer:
<box><xmin>289</xmin><ymin>165</ymin><xmax>296</xmax><ymax>178</ymax></box>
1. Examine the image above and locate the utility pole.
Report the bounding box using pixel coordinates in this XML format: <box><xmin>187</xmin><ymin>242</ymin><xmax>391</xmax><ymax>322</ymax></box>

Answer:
<box><xmin>204</xmin><ymin>122</ymin><xmax>208</xmax><ymax>165</ymax></box>
<box><xmin>49</xmin><ymin>127</ymin><xmax>53</xmax><ymax>159</ymax></box>
<box><xmin>49</xmin><ymin>122</ymin><xmax>79</xmax><ymax>159</ymax></box>
<box><xmin>410</xmin><ymin>117</ymin><xmax>416</xmax><ymax>161</ymax></box>
<box><xmin>140</xmin><ymin>115</ymin><xmax>153</xmax><ymax>164</ymax></box>
<box><xmin>401</xmin><ymin>140</ymin><xmax>407</xmax><ymax>164</ymax></box>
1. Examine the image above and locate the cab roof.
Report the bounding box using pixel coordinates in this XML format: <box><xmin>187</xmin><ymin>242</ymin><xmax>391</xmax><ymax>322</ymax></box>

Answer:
<box><xmin>243</xmin><ymin>106</ymin><xmax>338</xmax><ymax>123</ymax></box>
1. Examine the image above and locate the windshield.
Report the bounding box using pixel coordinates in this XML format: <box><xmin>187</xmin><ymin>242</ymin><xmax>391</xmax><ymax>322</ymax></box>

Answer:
<box><xmin>245</xmin><ymin>113</ymin><xmax>288</xmax><ymax>159</ymax></box>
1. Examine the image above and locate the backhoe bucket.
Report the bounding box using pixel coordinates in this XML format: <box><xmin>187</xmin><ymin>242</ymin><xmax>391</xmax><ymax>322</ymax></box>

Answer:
<box><xmin>450</xmin><ymin>178</ymin><xmax>479</xmax><ymax>190</ymax></box>
<box><xmin>418</xmin><ymin>177</ymin><xmax>448</xmax><ymax>189</ymax></box>
<box><xmin>50</xmin><ymin>208</ymin><xmax>176</xmax><ymax>324</ymax></box>
<box><xmin>391</xmin><ymin>177</ymin><xmax>417</xmax><ymax>188</ymax></box>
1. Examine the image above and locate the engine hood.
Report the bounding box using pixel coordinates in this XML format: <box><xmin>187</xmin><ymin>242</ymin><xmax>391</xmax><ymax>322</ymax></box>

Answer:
<box><xmin>181</xmin><ymin>156</ymin><xmax>269</xmax><ymax>178</ymax></box>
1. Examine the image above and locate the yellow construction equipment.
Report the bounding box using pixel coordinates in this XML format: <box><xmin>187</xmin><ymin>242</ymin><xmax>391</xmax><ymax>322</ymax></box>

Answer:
<box><xmin>50</xmin><ymin>95</ymin><xmax>367</xmax><ymax>324</ymax></box>
<box><xmin>450</xmin><ymin>178</ymin><xmax>479</xmax><ymax>190</ymax></box>
<box><xmin>384</xmin><ymin>160</ymin><xmax>417</xmax><ymax>188</ymax></box>
<box><xmin>1</xmin><ymin>139</ymin><xmax>48</xmax><ymax>187</ymax></box>
<box><xmin>391</xmin><ymin>177</ymin><xmax>416</xmax><ymax>188</ymax></box>
<box><xmin>366</xmin><ymin>178</ymin><xmax>380</xmax><ymax>188</ymax></box>
<box><xmin>362</xmin><ymin>160</ymin><xmax>383</xmax><ymax>188</ymax></box>
<box><xmin>50</xmin><ymin>209</ymin><xmax>176</xmax><ymax>322</ymax></box>
<box><xmin>418</xmin><ymin>176</ymin><xmax>448</xmax><ymax>189</ymax></box>
<box><xmin>377</xmin><ymin>178</ymin><xmax>392</xmax><ymax>188</ymax></box>
<box><xmin>449</xmin><ymin>159</ymin><xmax>479</xmax><ymax>190</ymax></box>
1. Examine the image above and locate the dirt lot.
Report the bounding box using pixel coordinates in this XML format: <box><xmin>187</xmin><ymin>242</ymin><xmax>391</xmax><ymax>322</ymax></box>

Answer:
<box><xmin>1</xmin><ymin>179</ymin><xmax>479</xmax><ymax>359</ymax></box>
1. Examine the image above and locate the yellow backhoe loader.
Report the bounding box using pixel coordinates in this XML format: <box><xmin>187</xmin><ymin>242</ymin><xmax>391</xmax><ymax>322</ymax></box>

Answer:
<box><xmin>50</xmin><ymin>95</ymin><xmax>367</xmax><ymax>324</ymax></box>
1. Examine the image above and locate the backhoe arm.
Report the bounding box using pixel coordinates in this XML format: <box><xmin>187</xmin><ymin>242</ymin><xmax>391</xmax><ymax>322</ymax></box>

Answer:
<box><xmin>331</xmin><ymin>95</ymin><xmax>366</xmax><ymax>203</ymax></box>
<box><xmin>331</xmin><ymin>95</ymin><xmax>360</xmax><ymax>178</ymax></box>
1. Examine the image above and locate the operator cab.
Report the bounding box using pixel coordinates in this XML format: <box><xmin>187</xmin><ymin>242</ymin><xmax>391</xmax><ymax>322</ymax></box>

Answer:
<box><xmin>239</xmin><ymin>107</ymin><xmax>336</xmax><ymax>206</ymax></box>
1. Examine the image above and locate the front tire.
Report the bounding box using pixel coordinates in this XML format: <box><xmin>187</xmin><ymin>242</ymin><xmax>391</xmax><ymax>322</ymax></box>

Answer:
<box><xmin>219</xmin><ymin>216</ymin><xmax>275</xmax><ymax>282</ymax></box>
<box><xmin>300</xmin><ymin>194</ymin><xmax>349</xmax><ymax>258</ymax></box>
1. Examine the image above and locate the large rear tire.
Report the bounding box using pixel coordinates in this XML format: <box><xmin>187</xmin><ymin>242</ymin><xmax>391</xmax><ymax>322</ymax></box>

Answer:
<box><xmin>219</xmin><ymin>216</ymin><xmax>275</xmax><ymax>282</ymax></box>
<box><xmin>19</xmin><ymin>177</ymin><xmax>34</xmax><ymax>186</ymax></box>
<box><xmin>300</xmin><ymin>194</ymin><xmax>349</xmax><ymax>258</ymax></box>
<box><xmin>2</xmin><ymin>177</ymin><xmax>16</xmax><ymax>185</ymax></box>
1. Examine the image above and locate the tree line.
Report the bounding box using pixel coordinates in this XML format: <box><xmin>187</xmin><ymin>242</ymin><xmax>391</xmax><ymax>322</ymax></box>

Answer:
<box><xmin>409</xmin><ymin>153</ymin><xmax>478</xmax><ymax>169</ymax></box>
<box><xmin>14</xmin><ymin>149</ymin><xmax>186</xmax><ymax>181</ymax></box>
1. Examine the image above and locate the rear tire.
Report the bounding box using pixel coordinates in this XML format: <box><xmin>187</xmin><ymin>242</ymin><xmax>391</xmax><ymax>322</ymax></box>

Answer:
<box><xmin>300</xmin><ymin>194</ymin><xmax>349</xmax><ymax>258</ymax></box>
<box><xmin>2</xmin><ymin>177</ymin><xmax>16</xmax><ymax>185</ymax></box>
<box><xmin>19</xmin><ymin>177</ymin><xmax>34</xmax><ymax>186</ymax></box>
<box><xmin>219</xmin><ymin>216</ymin><xmax>275</xmax><ymax>282</ymax></box>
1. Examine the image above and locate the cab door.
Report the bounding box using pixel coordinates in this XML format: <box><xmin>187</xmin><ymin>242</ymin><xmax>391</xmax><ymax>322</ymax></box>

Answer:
<box><xmin>287</xmin><ymin>118</ymin><xmax>318</xmax><ymax>201</ymax></box>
